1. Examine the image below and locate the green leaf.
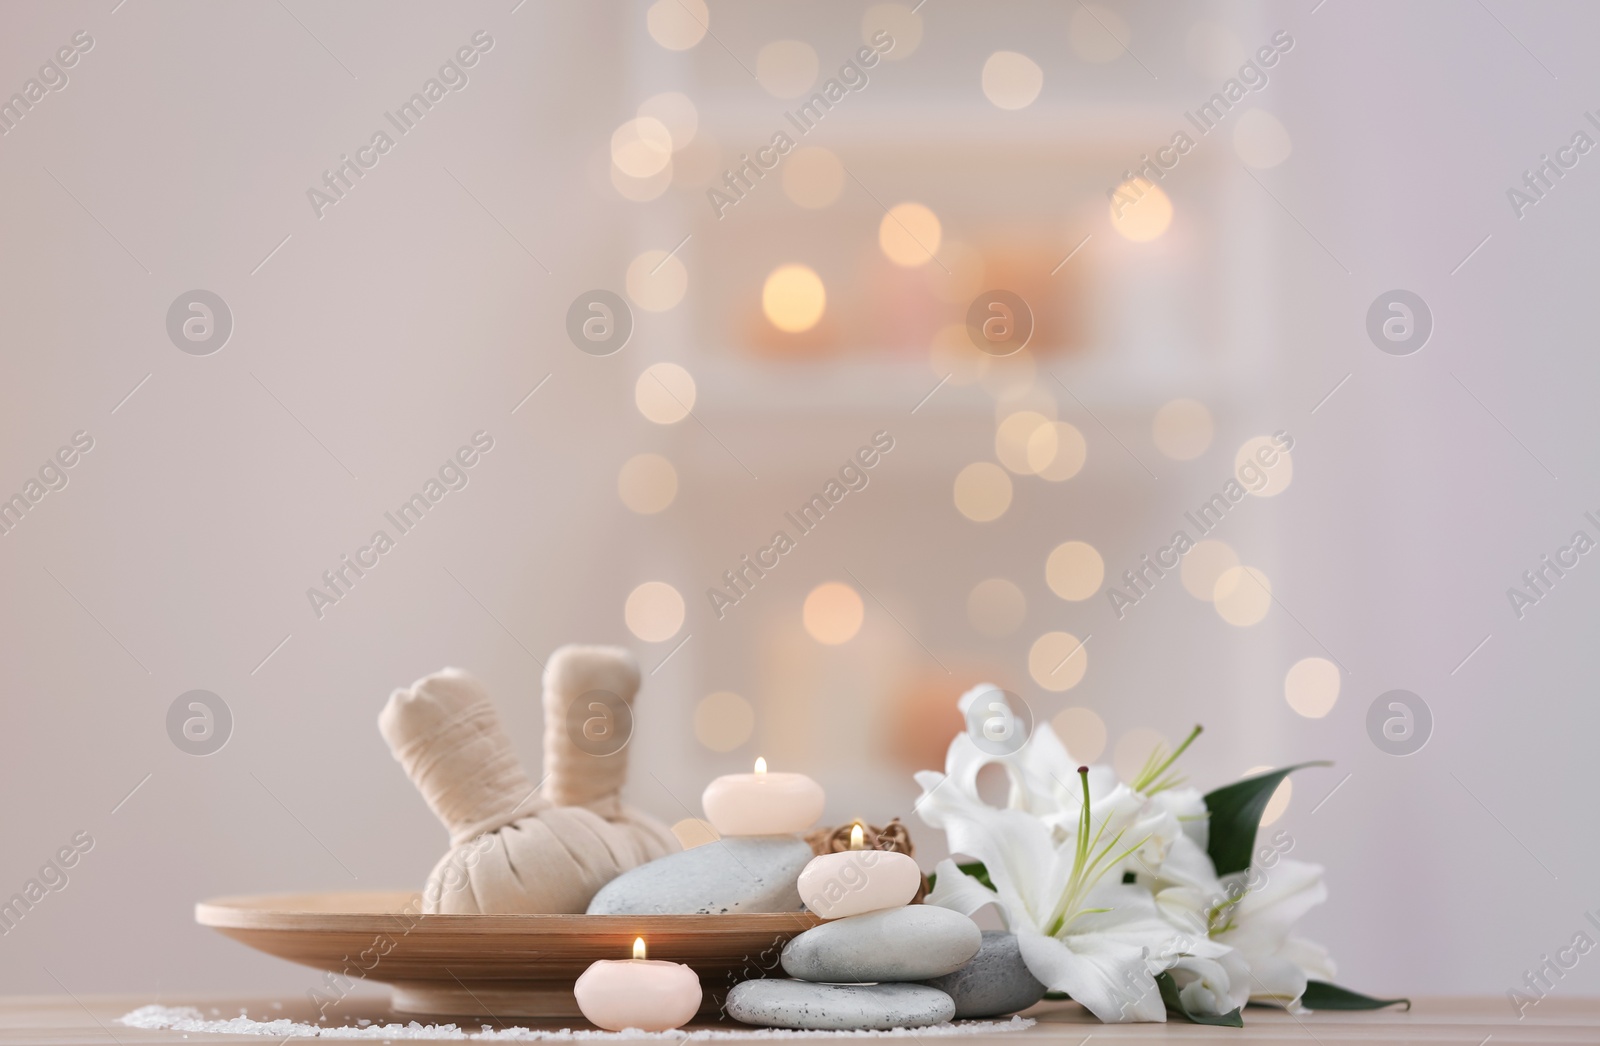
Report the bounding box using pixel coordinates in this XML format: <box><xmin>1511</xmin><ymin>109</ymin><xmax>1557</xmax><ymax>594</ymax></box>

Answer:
<box><xmin>1301</xmin><ymin>980</ymin><xmax>1410</xmax><ymax>1011</ymax></box>
<box><xmin>1202</xmin><ymin>762</ymin><xmax>1331</xmax><ymax>876</ymax></box>
<box><xmin>1155</xmin><ymin>971</ymin><xmax>1243</xmax><ymax>1026</ymax></box>
<box><xmin>1041</xmin><ymin>991</ymin><xmax>1071</xmax><ymax>1001</ymax></box>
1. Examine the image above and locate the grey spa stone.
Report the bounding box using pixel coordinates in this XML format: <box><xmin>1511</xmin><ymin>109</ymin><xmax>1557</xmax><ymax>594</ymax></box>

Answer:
<box><xmin>781</xmin><ymin>904</ymin><xmax>982</xmax><ymax>983</ymax></box>
<box><xmin>726</xmin><ymin>979</ymin><xmax>956</xmax><ymax>1030</ymax></box>
<box><xmin>922</xmin><ymin>931</ymin><xmax>1047</xmax><ymax>1018</ymax></box>
<box><xmin>585</xmin><ymin>835</ymin><xmax>812</xmax><ymax>915</ymax></box>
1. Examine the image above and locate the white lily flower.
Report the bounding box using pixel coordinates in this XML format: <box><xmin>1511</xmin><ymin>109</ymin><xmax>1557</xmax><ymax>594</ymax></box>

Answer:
<box><xmin>1211</xmin><ymin>858</ymin><xmax>1336</xmax><ymax>1009</ymax></box>
<box><xmin>1169</xmin><ymin>950</ymin><xmax>1253</xmax><ymax>1016</ymax></box>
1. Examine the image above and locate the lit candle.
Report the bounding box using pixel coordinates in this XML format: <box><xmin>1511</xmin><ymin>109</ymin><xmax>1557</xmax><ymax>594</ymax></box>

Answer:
<box><xmin>797</xmin><ymin>823</ymin><xmax>922</xmax><ymax>919</ymax></box>
<box><xmin>701</xmin><ymin>757</ymin><xmax>826</xmax><ymax>836</ymax></box>
<box><xmin>574</xmin><ymin>937</ymin><xmax>703</xmax><ymax>1032</ymax></box>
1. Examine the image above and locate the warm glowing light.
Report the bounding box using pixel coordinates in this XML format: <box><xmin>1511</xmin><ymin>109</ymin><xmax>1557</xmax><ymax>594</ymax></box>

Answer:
<box><xmin>611</xmin><ymin>117</ymin><xmax>673</xmax><ymax>178</ymax></box>
<box><xmin>953</xmin><ymin>462</ymin><xmax>1012</xmax><ymax>522</ymax></box>
<box><xmin>671</xmin><ymin>817</ymin><xmax>720</xmax><ymax>849</ymax></box>
<box><xmin>1110</xmin><ymin>182</ymin><xmax>1173</xmax><ymax>242</ymax></box>
<box><xmin>1181</xmin><ymin>540</ymin><xmax>1238</xmax><ymax>601</ymax></box>
<box><xmin>878</xmin><ymin>202</ymin><xmax>943</xmax><ymax>267</ymax></box>
<box><xmin>862</xmin><ymin>4</ymin><xmax>922</xmax><ymax>61</ymax></box>
<box><xmin>754</xmin><ymin>757</ymin><xmax>768</xmax><ymax>774</ymax></box>
<box><xmin>930</xmin><ymin>324</ymin><xmax>991</xmax><ymax>387</ymax></box>
<box><xmin>1235</xmin><ymin>436</ymin><xmax>1293</xmax><ymax>497</ymax></box>
<box><xmin>803</xmin><ymin>581</ymin><xmax>865</xmax><ymax>645</ymax></box>
<box><xmin>695</xmin><ymin>691</ymin><xmax>755</xmax><ymax>751</ymax></box>
<box><xmin>1052</xmin><ymin>707</ymin><xmax>1107</xmax><ymax>763</ymax></box>
<box><xmin>646</xmin><ymin>0</ymin><xmax>707</xmax><ymax>50</ymax></box>
<box><xmin>782</xmin><ymin>147</ymin><xmax>844</xmax><ymax>208</ymax></box>
<box><xmin>635</xmin><ymin>363</ymin><xmax>697</xmax><ymax>424</ymax></box>
<box><xmin>849</xmin><ymin>823</ymin><xmax>865</xmax><ymax>850</ymax></box>
<box><xmin>981</xmin><ymin>51</ymin><xmax>1043</xmax><ymax>110</ymax></box>
<box><xmin>1285</xmin><ymin>657</ymin><xmax>1340</xmax><ymax>718</ymax></box>
<box><xmin>618</xmin><ymin>453</ymin><xmax>678</xmax><ymax>514</ymax></box>
<box><xmin>1028</xmin><ymin>631</ymin><xmax>1088</xmax><ymax>691</ymax></box>
<box><xmin>1245</xmin><ymin>766</ymin><xmax>1292</xmax><ymax>826</ymax></box>
<box><xmin>1027</xmin><ymin>421</ymin><xmax>1087</xmax><ymax>481</ymax></box>
<box><xmin>626</xmin><ymin>250</ymin><xmax>688</xmax><ymax>311</ymax></box>
<box><xmin>995</xmin><ymin>410</ymin><xmax>1051</xmax><ymax>474</ymax></box>
<box><xmin>633</xmin><ymin>937</ymin><xmax>648</xmax><ymax>960</ymax></box>
<box><xmin>762</xmin><ymin>264</ymin><xmax>827</xmax><ymax>333</ymax></box>
<box><xmin>1234</xmin><ymin>109</ymin><xmax>1293</xmax><ymax>169</ymax></box>
<box><xmin>1214</xmin><ymin>566</ymin><xmax>1271</xmax><ymax>627</ymax></box>
<box><xmin>611</xmin><ymin>161</ymin><xmax>672</xmax><ymax>203</ymax></box>
<box><xmin>1070</xmin><ymin>4</ymin><xmax>1130</xmax><ymax>63</ymax></box>
<box><xmin>637</xmin><ymin>92</ymin><xmax>698</xmax><ymax>150</ymax></box>
<box><xmin>967</xmin><ymin>577</ymin><xmax>1026</xmax><ymax>637</ymax></box>
<box><xmin>1152</xmin><ymin>399</ymin><xmax>1213</xmax><ymax>461</ymax></box>
<box><xmin>756</xmin><ymin>40</ymin><xmax>819</xmax><ymax>98</ymax></box>
<box><xmin>624</xmin><ymin>581</ymin><xmax>686</xmax><ymax>642</ymax></box>
<box><xmin>1046</xmin><ymin>540</ymin><xmax>1105</xmax><ymax>601</ymax></box>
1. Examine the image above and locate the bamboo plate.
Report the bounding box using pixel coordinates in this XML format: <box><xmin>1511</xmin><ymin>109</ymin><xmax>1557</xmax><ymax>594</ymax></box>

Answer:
<box><xmin>196</xmin><ymin>891</ymin><xmax>820</xmax><ymax>1020</ymax></box>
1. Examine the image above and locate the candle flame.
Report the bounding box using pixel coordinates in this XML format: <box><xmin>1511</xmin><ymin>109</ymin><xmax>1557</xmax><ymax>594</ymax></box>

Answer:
<box><xmin>633</xmin><ymin>936</ymin><xmax>647</xmax><ymax>960</ymax></box>
<box><xmin>754</xmin><ymin>757</ymin><xmax>767</xmax><ymax>774</ymax></box>
<box><xmin>849</xmin><ymin>823</ymin><xmax>865</xmax><ymax>851</ymax></box>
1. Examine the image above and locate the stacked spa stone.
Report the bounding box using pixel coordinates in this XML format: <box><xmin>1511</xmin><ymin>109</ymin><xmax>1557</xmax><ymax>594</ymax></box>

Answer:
<box><xmin>726</xmin><ymin>843</ymin><xmax>993</xmax><ymax>1030</ymax></box>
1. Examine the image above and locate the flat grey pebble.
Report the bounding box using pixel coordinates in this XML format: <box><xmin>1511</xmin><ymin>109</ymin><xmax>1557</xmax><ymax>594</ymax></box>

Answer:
<box><xmin>922</xmin><ymin>931</ymin><xmax>1047</xmax><ymax>1018</ymax></box>
<box><xmin>726</xmin><ymin>979</ymin><xmax>956</xmax><ymax>1030</ymax></box>
<box><xmin>586</xmin><ymin>835</ymin><xmax>812</xmax><ymax>915</ymax></box>
<box><xmin>782</xmin><ymin>904</ymin><xmax>981</xmax><ymax>983</ymax></box>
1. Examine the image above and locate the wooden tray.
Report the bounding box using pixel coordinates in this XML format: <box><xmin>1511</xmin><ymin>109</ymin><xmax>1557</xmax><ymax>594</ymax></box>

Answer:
<box><xmin>196</xmin><ymin>890</ymin><xmax>819</xmax><ymax>1020</ymax></box>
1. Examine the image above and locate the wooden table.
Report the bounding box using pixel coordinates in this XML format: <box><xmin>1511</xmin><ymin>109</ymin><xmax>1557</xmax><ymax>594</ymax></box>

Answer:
<box><xmin>1</xmin><ymin>994</ymin><xmax>1595</xmax><ymax>1044</ymax></box>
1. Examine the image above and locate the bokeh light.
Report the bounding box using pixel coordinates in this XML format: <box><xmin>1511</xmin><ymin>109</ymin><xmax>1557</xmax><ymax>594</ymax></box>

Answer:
<box><xmin>1236</xmin><ymin>435</ymin><xmax>1293</xmax><ymax>496</ymax></box>
<box><xmin>611</xmin><ymin>117</ymin><xmax>673</xmax><ymax>178</ymax></box>
<box><xmin>626</xmin><ymin>249</ymin><xmax>688</xmax><ymax>311</ymax></box>
<box><xmin>995</xmin><ymin>410</ymin><xmax>1051</xmax><ymax>474</ymax></box>
<box><xmin>625</xmin><ymin>581</ymin><xmax>685</xmax><ymax>642</ymax></box>
<box><xmin>1234</xmin><ymin>109</ymin><xmax>1293</xmax><ymax>169</ymax></box>
<box><xmin>929</xmin><ymin>324</ymin><xmax>991</xmax><ymax>387</ymax></box>
<box><xmin>671</xmin><ymin>817</ymin><xmax>719</xmax><ymax>849</ymax></box>
<box><xmin>1214</xmin><ymin>565</ymin><xmax>1271</xmax><ymax>626</ymax></box>
<box><xmin>1069</xmin><ymin>5</ymin><xmax>1129</xmax><ymax>63</ymax></box>
<box><xmin>1285</xmin><ymin>657</ymin><xmax>1340</xmax><ymax>718</ymax></box>
<box><xmin>757</xmin><ymin>40</ymin><xmax>819</xmax><ymax>98</ymax></box>
<box><xmin>611</xmin><ymin>161</ymin><xmax>672</xmax><ymax>202</ymax></box>
<box><xmin>967</xmin><ymin>577</ymin><xmax>1026</xmax><ymax>637</ymax></box>
<box><xmin>1110</xmin><ymin>181</ymin><xmax>1173</xmax><ymax>242</ymax></box>
<box><xmin>695</xmin><ymin>690</ymin><xmax>755</xmax><ymax>751</ymax></box>
<box><xmin>1026</xmin><ymin>421</ymin><xmax>1087</xmax><ymax>481</ymax></box>
<box><xmin>981</xmin><ymin>51</ymin><xmax>1043</xmax><ymax>110</ymax></box>
<box><xmin>783</xmin><ymin>147</ymin><xmax>844</xmax><ymax>208</ymax></box>
<box><xmin>1028</xmin><ymin>631</ymin><xmax>1088</xmax><ymax>691</ymax></box>
<box><xmin>1053</xmin><ymin>707</ymin><xmax>1107</xmax><ymax>763</ymax></box>
<box><xmin>878</xmin><ymin>202</ymin><xmax>943</xmax><ymax>267</ymax></box>
<box><xmin>637</xmin><ymin>92</ymin><xmax>698</xmax><ymax>150</ymax></box>
<box><xmin>646</xmin><ymin>0</ymin><xmax>708</xmax><ymax>50</ymax></box>
<box><xmin>762</xmin><ymin>264</ymin><xmax>827</xmax><ymax>332</ymax></box>
<box><xmin>1245</xmin><ymin>766</ymin><xmax>1292</xmax><ymax>826</ymax></box>
<box><xmin>635</xmin><ymin>363</ymin><xmax>697</xmax><ymax>424</ymax></box>
<box><xmin>1180</xmin><ymin>539</ymin><xmax>1238</xmax><ymax>601</ymax></box>
<box><xmin>1046</xmin><ymin>540</ymin><xmax>1104</xmax><ymax>601</ymax></box>
<box><xmin>803</xmin><ymin>582</ymin><xmax>865</xmax><ymax>645</ymax></box>
<box><xmin>953</xmin><ymin>462</ymin><xmax>1013</xmax><ymax>522</ymax></box>
<box><xmin>1152</xmin><ymin>399</ymin><xmax>1213</xmax><ymax>460</ymax></box>
<box><xmin>862</xmin><ymin>4</ymin><xmax>922</xmax><ymax>61</ymax></box>
<box><xmin>1186</xmin><ymin>22</ymin><xmax>1247</xmax><ymax>78</ymax></box>
<box><xmin>617</xmin><ymin>453</ymin><xmax>678</xmax><ymax>514</ymax></box>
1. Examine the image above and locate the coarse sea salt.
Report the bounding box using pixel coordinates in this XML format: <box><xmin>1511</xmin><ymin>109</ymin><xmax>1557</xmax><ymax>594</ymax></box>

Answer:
<box><xmin>118</xmin><ymin>1005</ymin><xmax>1036</xmax><ymax>1040</ymax></box>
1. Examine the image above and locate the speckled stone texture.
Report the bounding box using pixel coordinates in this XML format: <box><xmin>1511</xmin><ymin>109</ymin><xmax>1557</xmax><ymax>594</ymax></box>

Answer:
<box><xmin>922</xmin><ymin>931</ymin><xmax>1047</xmax><ymax>1018</ymax></box>
<box><xmin>585</xmin><ymin>835</ymin><xmax>812</xmax><ymax>915</ymax></box>
<box><xmin>726</xmin><ymin>980</ymin><xmax>957</xmax><ymax>1030</ymax></box>
<box><xmin>780</xmin><ymin>905</ymin><xmax>982</xmax><ymax>982</ymax></box>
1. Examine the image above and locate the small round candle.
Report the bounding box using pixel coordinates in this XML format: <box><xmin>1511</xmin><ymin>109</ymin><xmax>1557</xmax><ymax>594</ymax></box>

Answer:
<box><xmin>798</xmin><ymin>824</ymin><xmax>922</xmax><ymax>919</ymax></box>
<box><xmin>701</xmin><ymin>757</ymin><xmax>826</xmax><ymax>836</ymax></box>
<box><xmin>573</xmin><ymin>937</ymin><xmax>702</xmax><ymax>1032</ymax></box>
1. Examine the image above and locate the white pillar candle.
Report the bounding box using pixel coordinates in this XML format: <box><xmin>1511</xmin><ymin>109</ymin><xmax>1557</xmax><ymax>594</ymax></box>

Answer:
<box><xmin>701</xmin><ymin>757</ymin><xmax>826</xmax><ymax>836</ymax></box>
<box><xmin>797</xmin><ymin>824</ymin><xmax>922</xmax><ymax>918</ymax></box>
<box><xmin>574</xmin><ymin>937</ymin><xmax>703</xmax><ymax>1032</ymax></box>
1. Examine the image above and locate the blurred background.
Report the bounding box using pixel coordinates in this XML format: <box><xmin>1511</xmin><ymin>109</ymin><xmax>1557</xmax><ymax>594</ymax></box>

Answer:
<box><xmin>2</xmin><ymin>0</ymin><xmax>1597</xmax><ymax>1007</ymax></box>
